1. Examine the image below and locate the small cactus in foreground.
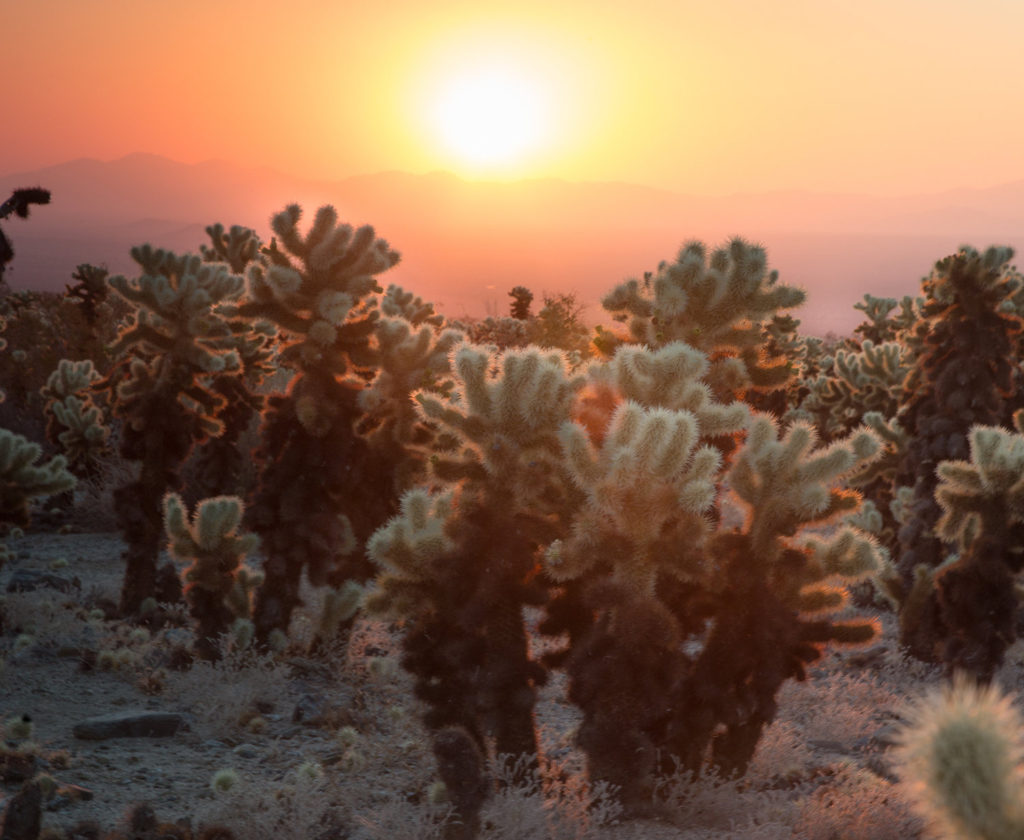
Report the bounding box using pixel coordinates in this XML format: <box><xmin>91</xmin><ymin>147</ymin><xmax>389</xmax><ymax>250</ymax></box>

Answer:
<box><xmin>893</xmin><ymin>674</ymin><xmax>1024</xmax><ymax>840</ymax></box>
<box><xmin>163</xmin><ymin>493</ymin><xmax>261</xmax><ymax>659</ymax></box>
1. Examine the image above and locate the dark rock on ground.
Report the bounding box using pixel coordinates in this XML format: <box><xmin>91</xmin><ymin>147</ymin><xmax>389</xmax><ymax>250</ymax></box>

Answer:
<box><xmin>72</xmin><ymin>712</ymin><xmax>189</xmax><ymax>740</ymax></box>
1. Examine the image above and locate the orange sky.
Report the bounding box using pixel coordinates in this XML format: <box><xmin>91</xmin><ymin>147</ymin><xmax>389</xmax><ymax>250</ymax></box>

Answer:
<box><xmin>6</xmin><ymin>0</ymin><xmax>1024</xmax><ymax>195</ymax></box>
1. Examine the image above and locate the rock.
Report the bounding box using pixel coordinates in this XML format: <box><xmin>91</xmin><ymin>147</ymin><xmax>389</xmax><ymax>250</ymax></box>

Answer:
<box><xmin>72</xmin><ymin>711</ymin><xmax>189</xmax><ymax>740</ymax></box>
<box><xmin>5</xmin><ymin>569</ymin><xmax>80</xmax><ymax>595</ymax></box>
<box><xmin>0</xmin><ymin>780</ymin><xmax>42</xmax><ymax>840</ymax></box>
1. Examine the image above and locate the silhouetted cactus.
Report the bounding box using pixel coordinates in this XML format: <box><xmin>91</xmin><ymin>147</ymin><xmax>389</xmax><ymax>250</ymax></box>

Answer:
<box><xmin>96</xmin><ymin>245</ymin><xmax>246</xmax><ymax>613</ymax></box>
<box><xmin>0</xmin><ymin>187</ymin><xmax>50</xmax><ymax>290</ymax></box>
<box><xmin>894</xmin><ymin>246</ymin><xmax>1022</xmax><ymax>662</ymax></box>
<box><xmin>64</xmin><ymin>263</ymin><xmax>110</xmax><ymax>328</ymax></box>
<box><xmin>163</xmin><ymin>493</ymin><xmax>262</xmax><ymax>659</ymax></box>
<box><xmin>238</xmin><ymin>204</ymin><xmax>400</xmax><ymax>644</ymax></box>
<box><xmin>508</xmin><ymin>285</ymin><xmax>534</xmax><ymax>320</ymax></box>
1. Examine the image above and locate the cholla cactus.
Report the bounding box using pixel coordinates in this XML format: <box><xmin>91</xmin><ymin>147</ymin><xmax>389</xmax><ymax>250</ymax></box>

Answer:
<box><xmin>40</xmin><ymin>359</ymin><xmax>110</xmax><ymax>478</ymax></box>
<box><xmin>600</xmin><ymin>238</ymin><xmax>805</xmax><ymax>400</ymax></box>
<box><xmin>97</xmin><ymin>245</ymin><xmax>246</xmax><ymax>613</ymax></box>
<box><xmin>0</xmin><ymin>429</ymin><xmax>75</xmax><ymax>529</ymax></box>
<box><xmin>893</xmin><ymin>673</ymin><xmax>1024</xmax><ymax>840</ymax></box>
<box><xmin>541</xmin><ymin>353</ymin><xmax>882</xmax><ymax>807</ymax></box>
<box><xmin>357</xmin><ymin>313</ymin><xmax>463</xmax><ymax>489</ymax></box>
<box><xmin>552</xmin><ymin>402</ymin><xmax>723</xmax><ymax>595</ymax></box>
<box><xmin>379</xmin><ymin>283</ymin><xmax>445</xmax><ymax>328</ymax></box>
<box><xmin>798</xmin><ymin>340</ymin><xmax>910</xmax><ymax>440</ymax></box>
<box><xmin>368</xmin><ymin>344</ymin><xmax>583</xmax><ymax>765</ymax></box>
<box><xmin>239</xmin><ymin>204</ymin><xmax>400</xmax><ymax>644</ymax></box>
<box><xmin>662</xmin><ymin>418</ymin><xmax>882</xmax><ymax>775</ymax></box>
<box><xmin>200</xmin><ymin>223</ymin><xmax>262</xmax><ymax>274</ymax></box>
<box><xmin>895</xmin><ymin>246</ymin><xmax>1022</xmax><ymax>662</ymax></box>
<box><xmin>163</xmin><ymin>492</ymin><xmax>261</xmax><ymax>659</ymax></box>
<box><xmin>416</xmin><ymin>343</ymin><xmax>585</xmax><ymax>512</ymax></box>
<box><xmin>912</xmin><ymin>416</ymin><xmax>1024</xmax><ymax>679</ymax></box>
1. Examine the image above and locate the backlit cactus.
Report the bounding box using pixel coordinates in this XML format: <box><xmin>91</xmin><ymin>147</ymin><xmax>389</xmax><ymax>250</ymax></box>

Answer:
<box><xmin>600</xmin><ymin>238</ymin><xmax>805</xmax><ymax>400</ymax></box>
<box><xmin>916</xmin><ymin>415</ymin><xmax>1024</xmax><ymax>680</ymax></box>
<box><xmin>0</xmin><ymin>428</ymin><xmax>75</xmax><ymax>529</ymax></box>
<box><xmin>369</xmin><ymin>344</ymin><xmax>583</xmax><ymax>766</ymax></box>
<box><xmin>798</xmin><ymin>340</ymin><xmax>909</xmax><ymax>440</ymax></box>
<box><xmin>97</xmin><ymin>245</ymin><xmax>246</xmax><ymax>613</ymax></box>
<box><xmin>239</xmin><ymin>204</ymin><xmax>400</xmax><ymax>644</ymax></box>
<box><xmin>163</xmin><ymin>492</ymin><xmax>262</xmax><ymax>659</ymax></box>
<box><xmin>40</xmin><ymin>359</ymin><xmax>110</xmax><ymax>478</ymax></box>
<box><xmin>895</xmin><ymin>245</ymin><xmax>1022</xmax><ymax>662</ymax></box>
<box><xmin>357</xmin><ymin>310</ymin><xmax>463</xmax><ymax>490</ymax></box>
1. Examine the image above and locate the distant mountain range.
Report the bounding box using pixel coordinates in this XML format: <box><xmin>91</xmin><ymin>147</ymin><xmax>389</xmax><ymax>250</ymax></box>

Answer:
<box><xmin>3</xmin><ymin>153</ymin><xmax>1023</xmax><ymax>334</ymax></box>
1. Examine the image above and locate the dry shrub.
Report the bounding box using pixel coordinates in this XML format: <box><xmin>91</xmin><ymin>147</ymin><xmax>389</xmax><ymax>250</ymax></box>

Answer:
<box><xmin>164</xmin><ymin>645</ymin><xmax>289</xmax><ymax>736</ymax></box>
<box><xmin>791</xmin><ymin>763</ymin><xmax>922</xmax><ymax>839</ymax></box>
<box><xmin>653</xmin><ymin>764</ymin><xmax>796</xmax><ymax>838</ymax></box>
<box><xmin>68</xmin><ymin>444</ymin><xmax>138</xmax><ymax>533</ymax></box>
<box><xmin>775</xmin><ymin>669</ymin><xmax>904</xmax><ymax>744</ymax></box>
<box><xmin>195</xmin><ymin>773</ymin><xmax>345</xmax><ymax>840</ymax></box>
<box><xmin>0</xmin><ymin>590</ymin><xmax>86</xmax><ymax>646</ymax></box>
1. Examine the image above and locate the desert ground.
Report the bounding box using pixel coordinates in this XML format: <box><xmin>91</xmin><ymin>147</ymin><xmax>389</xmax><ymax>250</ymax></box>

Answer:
<box><xmin>5</xmin><ymin>519</ymin><xmax>1018</xmax><ymax>839</ymax></box>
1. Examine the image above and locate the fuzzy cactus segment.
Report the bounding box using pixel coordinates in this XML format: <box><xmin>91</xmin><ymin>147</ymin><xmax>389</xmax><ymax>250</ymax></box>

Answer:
<box><xmin>894</xmin><ymin>674</ymin><xmax>1024</xmax><ymax>840</ymax></box>
<box><xmin>600</xmin><ymin>238</ymin><xmax>805</xmax><ymax>400</ymax></box>
<box><xmin>40</xmin><ymin>359</ymin><xmax>110</xmax><ymax>478</ymax></box>
<box><xmin>728</xmin><ymin>416</ymin><xmax>881</xmax><ymax>554</ymax></box>
<box><xmin>358</xmin><ymin>316</ymin><xmax>463</xmax><ymax>480</ymax></box>
<box><xmin>799</xmin><ymin>340</ymin><xmax>910</xmax><ymax>440</ymax></box>
<box><xmin>164</xmin><ymin>493</ymin><xmax>262</xmax><ymax>659</ymax></box>
<box><xmin>0</xmin><ymin>429</ymin><xmax>75</xmax><ymax>529</ymax></box>
<box><xmin>554</xmin><ymin>401</ymin><xmax>722</xmax><ymax>594</ymax></box>
<box><xmin>415</xmin><ymin>343</ymin><xmax>585</xmax><ymax>511</ymax></box>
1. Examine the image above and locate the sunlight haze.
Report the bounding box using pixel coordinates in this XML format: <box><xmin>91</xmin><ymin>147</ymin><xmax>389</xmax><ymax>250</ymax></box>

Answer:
<box><xmin>7</xmin><ymin>0</ymin><xmax>1024</xmax><ymax>195</ymax></box>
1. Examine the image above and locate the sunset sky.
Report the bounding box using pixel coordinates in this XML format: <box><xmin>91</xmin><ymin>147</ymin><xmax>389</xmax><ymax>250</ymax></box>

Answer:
<box><xmin>6</xmin><ymin>0</ymin><xmax>1024</xmax><ymax>196</ymax></box>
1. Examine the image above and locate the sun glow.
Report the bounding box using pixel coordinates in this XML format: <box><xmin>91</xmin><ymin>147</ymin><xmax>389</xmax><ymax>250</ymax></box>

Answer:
<box><xmin>430</xmin><ymin>64</ymin><xmax>551</xmax><ymax>171</ymax></box>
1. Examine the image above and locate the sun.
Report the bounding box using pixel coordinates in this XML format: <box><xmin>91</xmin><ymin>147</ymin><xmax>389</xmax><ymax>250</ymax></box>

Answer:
<box><xmin>431</xmin><ymin>65</ymin><xmax>549</xmax><ymax>170</ymax></box>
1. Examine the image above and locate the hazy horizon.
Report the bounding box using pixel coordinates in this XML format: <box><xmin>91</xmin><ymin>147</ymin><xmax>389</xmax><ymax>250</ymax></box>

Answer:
<box><xmin>4</xmin><ymin>153</ymin><xmax>1023</xmax><ymax>336</ymax></box>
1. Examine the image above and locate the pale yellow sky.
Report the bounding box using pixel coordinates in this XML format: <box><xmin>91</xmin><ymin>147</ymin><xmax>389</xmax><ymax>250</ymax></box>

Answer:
<box><xmin>5</xmin><ymin>0</ymin><xmax>1024</xmax><ymax>195</ymax></box>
